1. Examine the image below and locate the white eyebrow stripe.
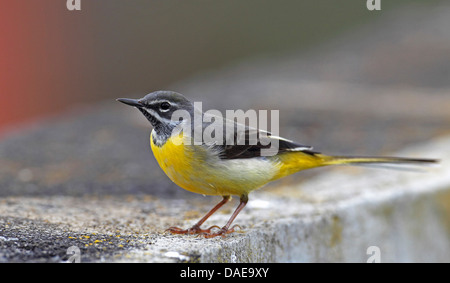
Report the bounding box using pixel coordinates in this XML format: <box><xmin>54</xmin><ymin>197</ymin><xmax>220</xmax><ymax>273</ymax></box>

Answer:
<box><xmin>147</xmin><ymin>100</ymin><xmax>179</xmax><ymax>107</ymax></box>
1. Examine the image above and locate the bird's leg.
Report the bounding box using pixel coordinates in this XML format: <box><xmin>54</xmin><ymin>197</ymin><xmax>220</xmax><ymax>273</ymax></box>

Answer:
<box><xmin>166</xmin><ymin>195</ymin><xmax>231</xmax><ymax>235</ymax></box>
<box><xmin>202</xmin><ymin>195</ymin><xmax>248</xmax><ymax>238</ymax></box>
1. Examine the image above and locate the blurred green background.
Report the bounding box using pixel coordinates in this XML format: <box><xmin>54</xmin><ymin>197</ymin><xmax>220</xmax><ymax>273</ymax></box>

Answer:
<box><xmin>1</xmin><ymin>0</ymin><xmax>442</xmax><ymax>136</ymax></box>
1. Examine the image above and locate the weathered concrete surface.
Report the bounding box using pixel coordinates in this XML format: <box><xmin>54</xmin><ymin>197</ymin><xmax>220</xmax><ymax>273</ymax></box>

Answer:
<box><xmin>109</xmin><ymin>136</ymin><xmax>450</xmax><ymax>263</ymax></box>
<box><xmin>1</xmin><ymin>2</ymin><xmax>450</xmax><ymax>262</ymax></box>
<box><xmin>2</xmin><ymin>135</ymin><xmax>447</xmax><ymax>263</ymax></box>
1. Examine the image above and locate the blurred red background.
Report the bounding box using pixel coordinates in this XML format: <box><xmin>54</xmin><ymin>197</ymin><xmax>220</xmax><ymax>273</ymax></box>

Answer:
<box><xmin>0</xmin><ymin>1</ymin><xmax>94</xmax><ymax>136</ymax></box>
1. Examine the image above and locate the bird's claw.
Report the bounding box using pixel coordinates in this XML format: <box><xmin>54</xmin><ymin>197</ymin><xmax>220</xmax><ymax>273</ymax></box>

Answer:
<box><xmin>165</xmin><ymin>224</ymin><xmax>221</xmax><ymax>235</ymax></box>
<box><xmin>200</xmin><ymin>224</ymin><xmax>242</xmax><ymax>238</ymax></box>
<box><xmin>166</xmin><ymin>224</ymin><xmax>242</xmax><ymax>238</ymax></box>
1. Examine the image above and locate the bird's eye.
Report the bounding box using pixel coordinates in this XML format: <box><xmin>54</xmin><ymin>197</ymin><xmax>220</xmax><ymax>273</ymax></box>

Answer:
<box><xmin>160</xmin><ymin>102</ymin><xmax>171</xmax><ymax>111</ymax></box>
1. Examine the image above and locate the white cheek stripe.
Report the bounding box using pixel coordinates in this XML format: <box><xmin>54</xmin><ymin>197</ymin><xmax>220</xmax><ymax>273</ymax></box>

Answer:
<box><xmin>142</xmin><ymin>107</ymin><xmax>179</xmax><ymax>126</ymax></box>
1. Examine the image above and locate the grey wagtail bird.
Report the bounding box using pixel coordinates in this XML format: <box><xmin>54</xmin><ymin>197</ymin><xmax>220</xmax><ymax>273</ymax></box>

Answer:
<box><xmin>117</xmin><ymin>90</ymin><xmax>438</xmax><ymax>238</ymax></box>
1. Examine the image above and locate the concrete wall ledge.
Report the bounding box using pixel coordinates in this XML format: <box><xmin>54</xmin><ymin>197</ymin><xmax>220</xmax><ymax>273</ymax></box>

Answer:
<box><xmin>121</xmin><ymin>135</ymin><xmax>450</xmax><ymax>263</ymax></box>
<box><xmin>0</xmin><ymin>121</ymin><xmax>448</xmax><ymax>263</ymax></box>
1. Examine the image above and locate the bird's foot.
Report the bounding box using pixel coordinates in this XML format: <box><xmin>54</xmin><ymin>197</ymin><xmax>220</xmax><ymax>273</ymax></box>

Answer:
<box><xmin>201</xmin><ymin>224</ymin><xmax>242</xmax><ymax>238</ymax></box>
<box><xmin>165</xmin><ymin>224</ymin><xmax>220</xmax><ymax>235</ymax></box>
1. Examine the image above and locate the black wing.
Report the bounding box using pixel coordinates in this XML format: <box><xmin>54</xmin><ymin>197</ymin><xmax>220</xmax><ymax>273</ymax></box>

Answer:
<box><xmin>198</xmin><ymin>111</ymin><xmax>317</xmax><ymax>159</ymax></box>
<box><xmin>216</xmin><ymin>128</ymin><xmax>317</xmax><ymax>159</ymax></box>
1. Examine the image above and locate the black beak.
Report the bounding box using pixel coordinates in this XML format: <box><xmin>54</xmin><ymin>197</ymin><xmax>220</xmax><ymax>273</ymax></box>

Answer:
<box><xmin>116</xmin><ymin>98</ymin><xmax>143</xmax><ymax>108</ymax></box>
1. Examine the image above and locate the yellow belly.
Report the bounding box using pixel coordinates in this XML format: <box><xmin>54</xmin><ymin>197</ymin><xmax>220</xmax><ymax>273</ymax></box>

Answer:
<box><xmin>270</xmin><ymin>151</ymin><xmax>326</xmax><ymax>181</ymax></box>
<box><xmin>150</xmin><ymin>131</ymin><xmax>278</xmax><ymax>196</ymax></box>
<box><xmin>150</xmin><ymin>130</ymin><xmax>329</xmax><ymax>197</ymax></box>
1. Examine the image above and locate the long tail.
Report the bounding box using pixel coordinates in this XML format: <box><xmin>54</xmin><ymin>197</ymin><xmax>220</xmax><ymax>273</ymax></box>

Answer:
<box><xmin>272</xmin><ymin>151</ymin><xmax>439</xmax><ymax>181</ymax></box>
<box><xmin>319</xmin><ymin>154</ymin><xmax>439</xmax><ymax>167</ymax></box>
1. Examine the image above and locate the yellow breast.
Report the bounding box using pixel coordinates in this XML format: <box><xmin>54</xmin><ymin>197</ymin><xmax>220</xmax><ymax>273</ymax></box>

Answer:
<box><xmin>150</xmin><ymin>131</ymin><xmax>207</xmax><ymax>195</ymax></box>
<box><xmin>150</xmin><ymin>130</ymin><xmax>279</xmax><ymax>196</ymax></box>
